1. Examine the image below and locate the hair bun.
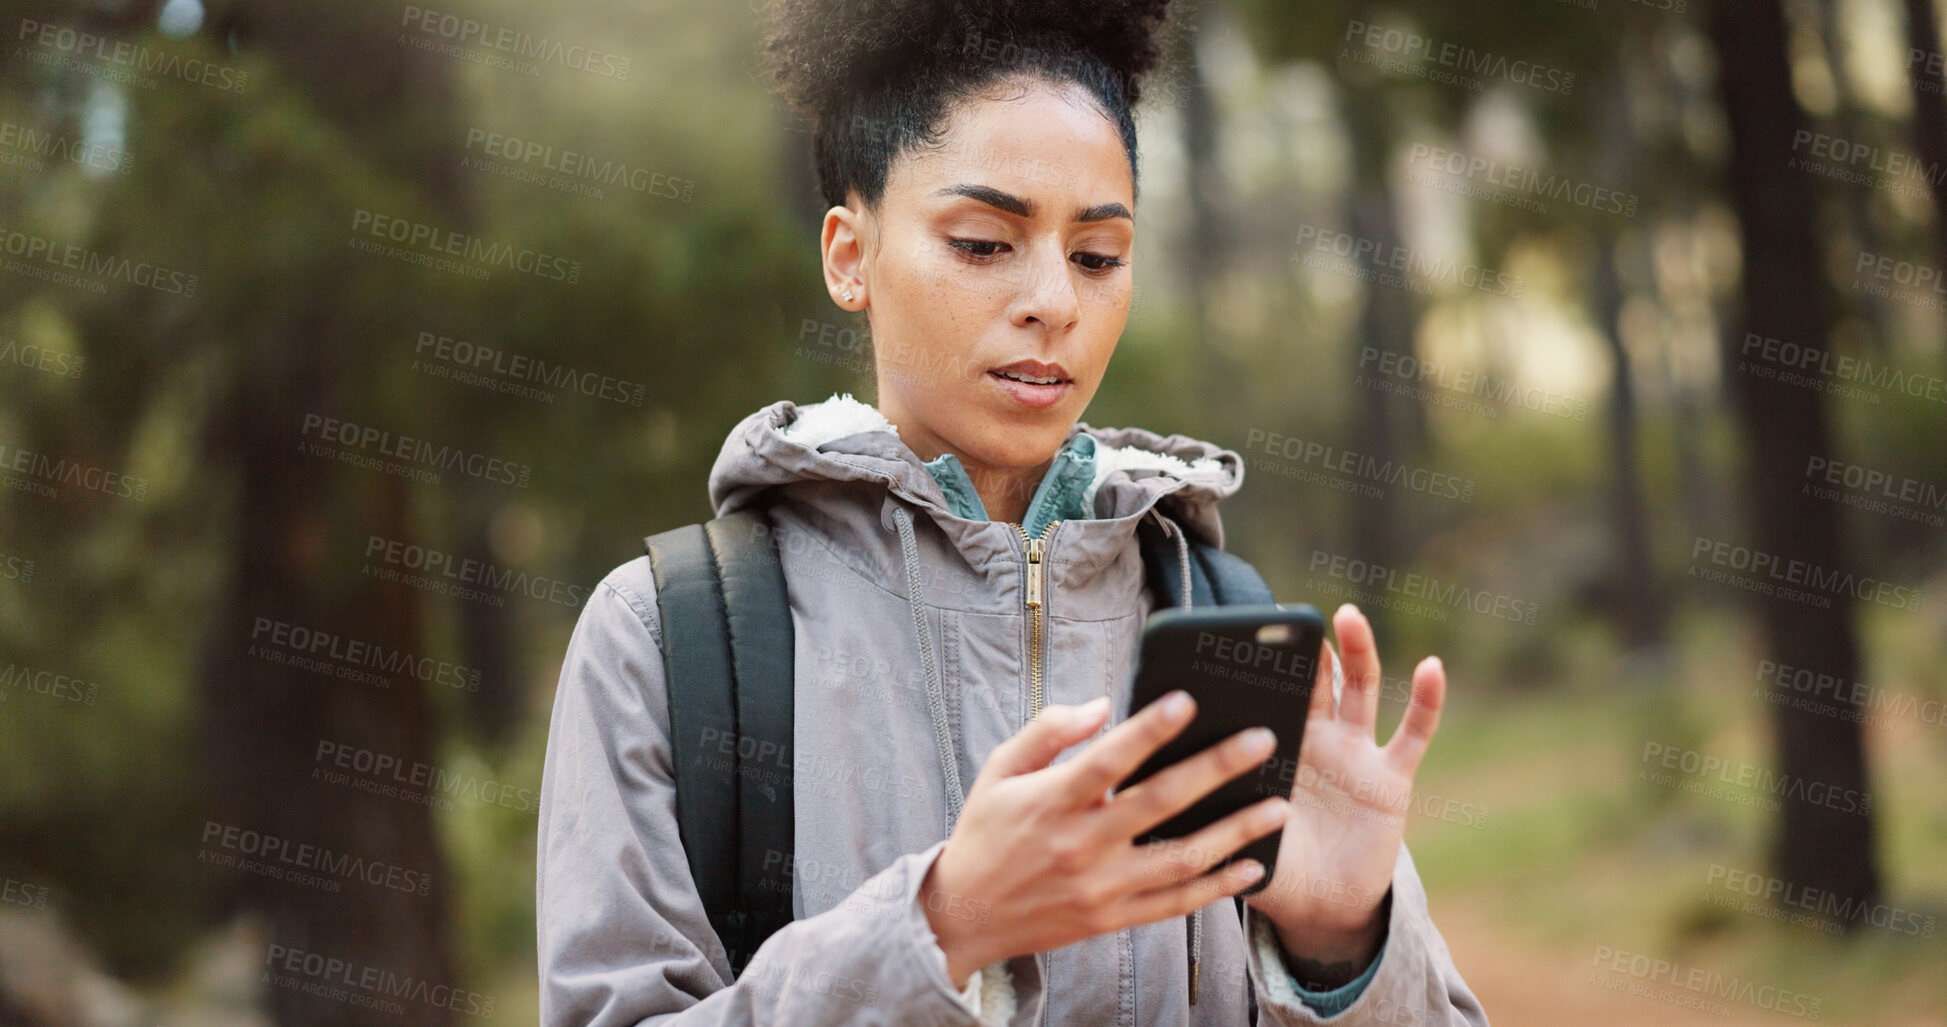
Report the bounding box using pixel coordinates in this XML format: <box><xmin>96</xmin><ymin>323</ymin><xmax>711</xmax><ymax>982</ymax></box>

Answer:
<box><xmin>762</xmin><ymin>0</ymin><xmax>1179</xmax><ymax>122</ymax></box>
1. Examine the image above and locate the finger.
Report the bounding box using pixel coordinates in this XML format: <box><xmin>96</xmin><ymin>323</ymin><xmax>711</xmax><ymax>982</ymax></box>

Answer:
<box><xmin>1308</xmin><ymin>637</ymin><xmax>1338</xmax><ymax>724</ymax></box>
<box><xmin>1384</xmin><ymin>656</ymin><xmax>1447</xmax><ymax>773</ymax></box>
<box><xmin>1054</xmin><ymin>689</ymin><xmax>1198</xmax><ymax>802</ymax></box>
<box><xmin>1331</xmin><ymin>604</ymin><xmax>1382</xmax><ymax>733</ymax></box>
<box><xmin>1125</xmin><ymin>796</ymin><xmax>1288</xmax><ymax>890</ymax></box>
<box><xmin>981</xmin><ymin>696</ymin><xmax>1113</xmax><ymax>781</ymax></box>
<box><xmin>1112</xmin><ymin>858</ymin><xmax>1268</xmax><ymax>929</ymax></box>
<box><xmin>1095</xmin><ymin>724</ymin><xmax>1279</xmax><ymax>843</ymax></box>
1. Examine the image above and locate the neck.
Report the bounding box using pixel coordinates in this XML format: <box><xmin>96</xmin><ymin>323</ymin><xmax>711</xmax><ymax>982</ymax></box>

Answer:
<box><xmin>959</xmin><ymin>453</ymin><xmax>1049</xmax><ymax>527</ymax></box>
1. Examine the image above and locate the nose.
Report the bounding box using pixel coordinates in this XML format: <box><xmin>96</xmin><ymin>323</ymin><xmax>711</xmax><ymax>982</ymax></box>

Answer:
<box><xmin>1009</xmin><ymin>239</ymin><xmax>1080</xmax><ymax>331</ymax></box>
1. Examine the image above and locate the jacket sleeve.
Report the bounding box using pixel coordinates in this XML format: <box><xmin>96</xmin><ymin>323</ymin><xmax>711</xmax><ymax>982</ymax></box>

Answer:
<box><xmin>537</xmin><ymin>566</ymin><xmax>1041</xmax><ymax>1027</ymax></box>
<box><xmin>1242</xmin><ymin>842</ymin><xmax>1489</xmax><ymax>1026</ymax></box>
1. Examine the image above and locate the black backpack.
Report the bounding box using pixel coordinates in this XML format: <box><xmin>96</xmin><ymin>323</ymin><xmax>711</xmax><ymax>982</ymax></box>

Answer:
<box><xmin>643</xmin><ymin>502</ymin><xmax>1277</xmax><ymax>981</ymax></box>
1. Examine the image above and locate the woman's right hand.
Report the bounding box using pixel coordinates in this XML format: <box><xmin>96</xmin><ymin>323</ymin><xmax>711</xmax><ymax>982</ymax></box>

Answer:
<box><xmin>917</xmin><ymin>690</ymin><xmax>1289</xmax><ymax>988</ymax></box>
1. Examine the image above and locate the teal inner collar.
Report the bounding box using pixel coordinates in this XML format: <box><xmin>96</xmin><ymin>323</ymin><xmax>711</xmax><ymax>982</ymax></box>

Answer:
<box><xmin>920</xmin><ymin>432</ymin><xmax>1097</xmax><ymax>538</ymax></box>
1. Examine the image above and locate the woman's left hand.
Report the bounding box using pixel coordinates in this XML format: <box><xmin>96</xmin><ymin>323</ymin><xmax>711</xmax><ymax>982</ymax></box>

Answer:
<box><xmin>1241</xmin><ymin>603</ymin><xmax>1448</xmax><ymax>976</ymax></box>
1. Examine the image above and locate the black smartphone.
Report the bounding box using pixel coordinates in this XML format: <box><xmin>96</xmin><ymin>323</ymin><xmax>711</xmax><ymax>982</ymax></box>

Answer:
<box><xmin>1118</xmin><ymin>603</ymin><xmax>1325</xmax><ymax>893</ymax></box>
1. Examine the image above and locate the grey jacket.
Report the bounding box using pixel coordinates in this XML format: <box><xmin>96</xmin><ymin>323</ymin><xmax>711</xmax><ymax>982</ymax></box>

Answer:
<box><xmin>536</xmin><ymin>394</ymin><xmax>1490</xmax><ymax>1027</ymax></box>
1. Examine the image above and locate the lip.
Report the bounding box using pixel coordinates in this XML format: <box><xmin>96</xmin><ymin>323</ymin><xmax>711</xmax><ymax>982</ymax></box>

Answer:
<box><xmin>986</xmin><ymin>360</ymin><xmax>1074</xmax><ymax>410</ymax></box>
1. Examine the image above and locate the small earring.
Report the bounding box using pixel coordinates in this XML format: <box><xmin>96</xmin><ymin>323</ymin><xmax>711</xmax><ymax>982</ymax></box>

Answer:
<box><xmin>842</xmin><ymin>288</ymin><xmax>854</xmax><ymax>303</ymax></box>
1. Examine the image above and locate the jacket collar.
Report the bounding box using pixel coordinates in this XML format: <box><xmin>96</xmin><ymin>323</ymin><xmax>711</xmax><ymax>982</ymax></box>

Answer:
<box><xmin>919</xmin><ymin>431</ymin><xmax>1097</xmax><ymax>538</ymax></box>
<box><xmin>706</xmin><ymin>393</ymin><xmax>1245</xmax><ymax>582</ymax></box>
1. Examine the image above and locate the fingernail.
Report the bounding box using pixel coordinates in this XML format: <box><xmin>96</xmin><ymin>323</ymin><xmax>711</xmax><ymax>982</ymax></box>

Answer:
<box><xmin>1237</xmin><ymin>859</ymin><xmax>1265</xmax><ymax>881</ymax></box>
<box><xmin>1079</xmin><ymin>696</ymin><xmax>1110</xmax><ymax>718</ymax></box>
<box><xmin>1256</xmin><ymin>800</ymin><xmax>1287</xmax><ymax>827</ymax></box>
<box><xmin>1161</xmin><ymin>690</ymin><xmax>1193</xmax><ymax>720</ymax></box>
<box><xmin>1241</xmin><ymin>727</ymin><xmax>1276</xmax><ymax>756</ymax></box>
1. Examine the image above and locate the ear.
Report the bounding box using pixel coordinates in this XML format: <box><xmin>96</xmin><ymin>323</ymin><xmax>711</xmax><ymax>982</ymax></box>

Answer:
<box><xmin>821</xmin><ymin>199</ymin><xmax>869</xmax><ymax>311</ymax></box>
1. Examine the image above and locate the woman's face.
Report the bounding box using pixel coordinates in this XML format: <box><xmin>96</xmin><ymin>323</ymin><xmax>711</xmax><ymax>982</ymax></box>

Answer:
<box><xmin>822</xmin><ymin>75</ymin><xmax>1135</xmax><ymax>478</ymax></box>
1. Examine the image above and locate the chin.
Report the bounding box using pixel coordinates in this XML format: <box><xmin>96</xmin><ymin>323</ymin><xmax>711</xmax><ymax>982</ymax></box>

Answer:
<box><xmin>963</xmin><ymin>420</ymin><xmax>1073</xmax><ymax>469</ymax></box>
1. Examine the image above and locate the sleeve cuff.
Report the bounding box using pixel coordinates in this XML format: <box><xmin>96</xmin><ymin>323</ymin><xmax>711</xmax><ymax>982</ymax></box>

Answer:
<box><xmin>1247</xmin><ymin>908</ymin><xmax>1386</xmax><ymax>1017</ymax></box>
<box><xmin>908</xmin><ymin>843</ymin><xmax>1016</xmax><ymax>1025</ymax></box>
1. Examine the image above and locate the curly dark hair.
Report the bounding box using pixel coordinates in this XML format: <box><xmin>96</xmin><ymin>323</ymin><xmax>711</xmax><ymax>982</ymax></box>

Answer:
<box><xmin>760</xmin><ymin>0</ymin><xmax>1181</xmax><ymax>211</ymax></box>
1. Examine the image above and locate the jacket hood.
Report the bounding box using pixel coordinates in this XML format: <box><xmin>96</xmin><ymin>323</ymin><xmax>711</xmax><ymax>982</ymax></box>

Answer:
<box><xmin>706</xmin><ymin>393</ymin><xmax>1247</xmax><ymax>550</ymax></box>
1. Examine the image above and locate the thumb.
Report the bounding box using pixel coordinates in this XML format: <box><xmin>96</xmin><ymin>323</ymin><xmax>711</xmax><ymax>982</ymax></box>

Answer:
<box><xmin>981</xmin><ymin>696</ymin><xmax>1112</xmax><ymax>780</ymax></box>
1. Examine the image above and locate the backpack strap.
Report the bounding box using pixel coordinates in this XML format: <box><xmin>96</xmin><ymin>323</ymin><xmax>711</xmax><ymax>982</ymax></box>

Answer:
<box><xmin>1136</xmin><ymin>513</ymin><xmax>1276</xmax><ymax>610</ymax></box>
<box><xmin>704</xmin><ymin>512</ymin><xmax>796</xmax><ymax>957</ymax></box>
<box><xmin>645</xmin><ymin>506</ymin><xmax>795</xmax><ymax>978</ymax></box>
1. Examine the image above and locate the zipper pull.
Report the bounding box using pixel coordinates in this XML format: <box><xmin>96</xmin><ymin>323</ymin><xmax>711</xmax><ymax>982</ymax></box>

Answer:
<box><xmin>1025</xmin><ymin>536</ymin><xmax>1045</xmax><ymax>607</ymax></box>
<box><xmin>1189</xmin><ymin>956</ymin><xmax>1200</xmax><ymax>1005</ymax></box>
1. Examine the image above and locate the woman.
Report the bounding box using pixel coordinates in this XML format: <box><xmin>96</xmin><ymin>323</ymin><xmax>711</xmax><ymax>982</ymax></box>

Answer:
<box><xmin>537</xmin><ymin>1</ymin><xmax>1488</xmax><ymax>1024</ymax></box>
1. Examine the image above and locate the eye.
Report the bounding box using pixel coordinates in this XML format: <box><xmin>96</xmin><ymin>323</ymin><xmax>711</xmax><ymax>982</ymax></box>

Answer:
<box><xmin>948</xmin><ymin>238</ymin><xmax>1009</xmax><ymax>260</ymax></box>
<box><xmin>1074</xmin><ymin>251</ymin><xmax>1126</xmax><ymax>275</ymax></box>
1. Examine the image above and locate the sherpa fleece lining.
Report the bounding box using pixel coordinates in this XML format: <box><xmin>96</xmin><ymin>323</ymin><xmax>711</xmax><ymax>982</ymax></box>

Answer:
<box><xmin>775</xmin><ymin>391</ymin><xmax>1225</xmax><ymax>516</ymax></box>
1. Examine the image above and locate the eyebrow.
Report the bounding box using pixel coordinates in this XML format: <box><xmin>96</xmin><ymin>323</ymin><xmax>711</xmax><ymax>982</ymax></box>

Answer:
<box><xmin>932</xmin><ymin>183</ymin><xmax>1132</xmax><ymax>223</ymax></box>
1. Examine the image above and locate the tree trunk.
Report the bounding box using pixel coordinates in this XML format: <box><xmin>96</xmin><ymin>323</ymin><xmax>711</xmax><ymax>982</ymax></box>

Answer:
<box><xmin>1592</xmin><ymin>235</ymin><xmax>1665</xmax><ymax>650</ymax></box>
<box><xmin>1591</xmin><ymin>74</ymin><xmax>1665</xmax><ymax>651</ymax></box>
<box><xmin>195</xmin><ymin>4</ymin><xmax>476</xmax><ymax>1021</ymax></box>
<box><xmin>1706</xmin><ymin>0</ymin><xmax>1881</xmax><ymax>919</ymax></box>
<box><xmin>1901</xmin><ymin>0</ymin><xmax>1947</xmax><ymax>265</ymax></box>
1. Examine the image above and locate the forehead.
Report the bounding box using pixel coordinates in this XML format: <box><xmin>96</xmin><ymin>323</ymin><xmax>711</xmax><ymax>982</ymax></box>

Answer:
<box><xmin>887</xmin><ymin>77</ymin><xmax>1133</xmax><ymax>207</ymax></box>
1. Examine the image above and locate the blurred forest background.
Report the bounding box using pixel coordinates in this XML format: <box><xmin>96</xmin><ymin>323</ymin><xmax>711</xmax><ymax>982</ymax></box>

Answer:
<box><xmin>1</xmin><ymin>0</ymin><xmax>1944</xmax><ymax>1023</ymax></box>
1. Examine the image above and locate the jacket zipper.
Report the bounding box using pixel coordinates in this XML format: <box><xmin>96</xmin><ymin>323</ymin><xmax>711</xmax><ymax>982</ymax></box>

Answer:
<box><xmin>1014</xmin><ymin>519</ymin><xmax>1061</xmax><ymax>720</ymax></box>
